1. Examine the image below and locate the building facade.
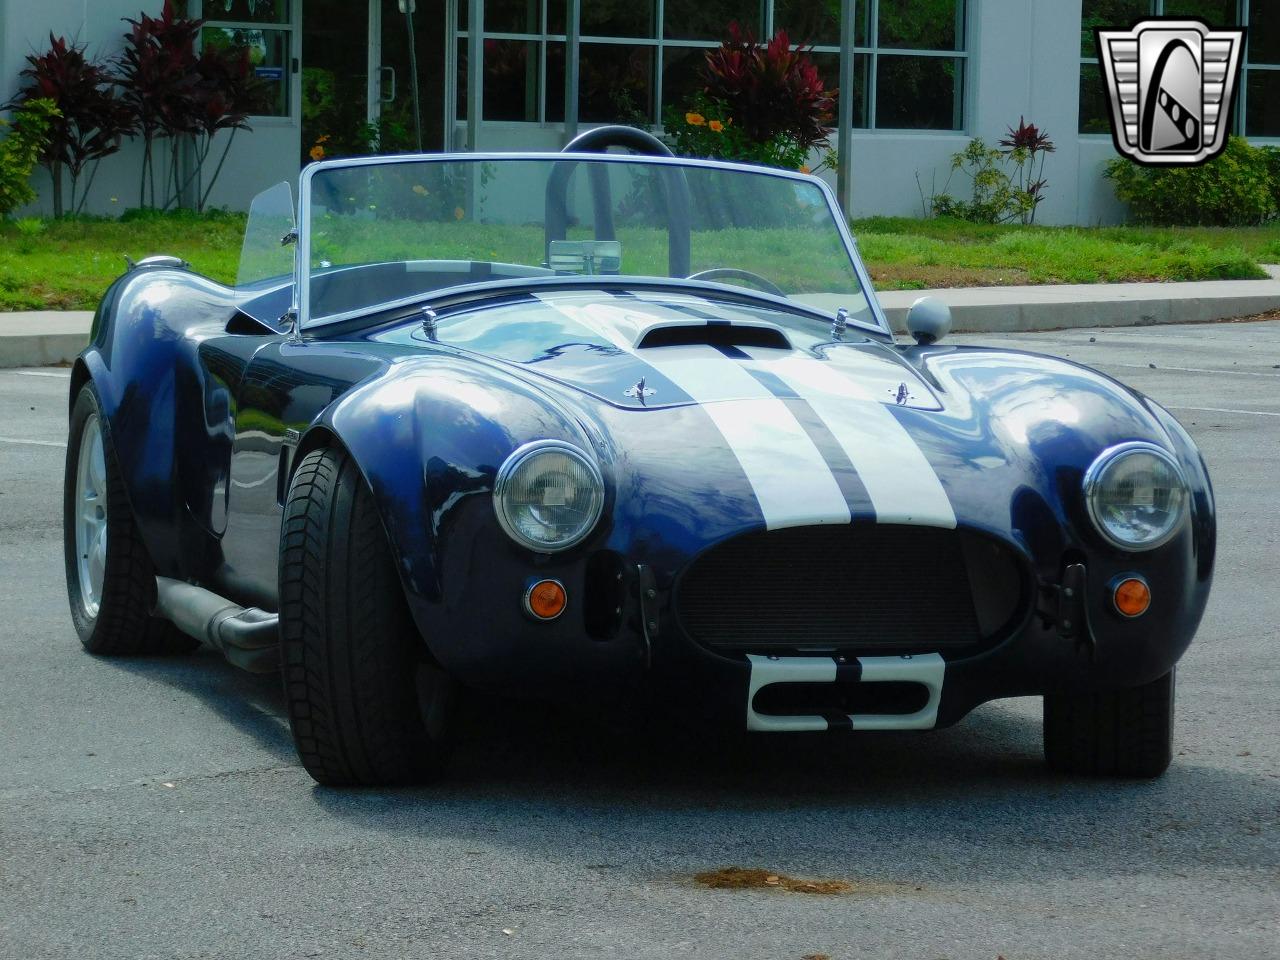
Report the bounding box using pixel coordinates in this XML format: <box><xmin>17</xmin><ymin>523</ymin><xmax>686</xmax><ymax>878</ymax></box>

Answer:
<box><xmin>0</xmin><ymin>1</ymin><xmax>1276</xmax><ymax>223</ymax></box>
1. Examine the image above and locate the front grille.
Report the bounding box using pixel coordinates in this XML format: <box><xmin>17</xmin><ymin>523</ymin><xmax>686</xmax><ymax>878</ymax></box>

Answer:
<box><xmin>676</xmin><ymin>524</ymin><xmax>1023</xmax><ymax>656</ymax></box>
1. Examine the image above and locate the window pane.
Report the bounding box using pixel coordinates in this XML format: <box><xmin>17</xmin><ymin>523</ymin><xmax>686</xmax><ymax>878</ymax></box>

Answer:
<box><xmin>545</xmin><ymin>42</ymin><xmax>565</xmax><ymax>121</ymax></box>
<box><xmin>456</xmin><ymin>38</ymin><xmax>467</xmax><ymax>120</ymax></box>
<box><xmin>582</xmin><ymin>44</ymin><xmax>654</xmax><ymax>123</ymax></box>
<box><xmin>877</xmin><ymin>0</ymin><xmax>964</xmax><ymax>52</ymax></box>
<box><xmin>809</xmin><ymin>51</ymin><xmax>867</xmax><ymax>128</ymax></box>
<box><xmin>481</xmin><ymin>0</ymin><xmax>542</xmax><ymax>34</ymax></box>
<box><xmin>1245</xmin><ymin>69</ymin><xmax>1280</xmax><ymax>137</ymax></box>
<box><xmin>663</xmin><ymin>0</ymin><xmax>763</xmax><ymax>42</ymax></box>
<box><xmin>1162</xmin><ymin>0</ymin><xmax>1236</xmax><ymax>25</ymax></box>
<box><xmin>546</xmin><ymin>43</ymin><xmax>656</xmax><ymax>124</ymax></box>
<box><xmin>563</xmin><ymin>0</ymin><xmax>660</xmax><ymax>38</ymax></box>
<box><xmin>203</xmin><ymin>0</ymin><xmax>289</xmax><ymax>23</ymax></box>
<box><xmin>1079</xmin><ymin>61</ymin><xmax>1114</xmax><ymax>133</ymax></box>
<box><xmin>661</xmin><ymin>46</ymin><xmax>712</xmax><ymax>114</ymax></box>
<box><xmin>203</xmin><ymin>27</ymin><xmax>289</xmax><ymax>116</ymax></box>
<box><xmin>483</xmin><ymin>39</ymin><xmax>540</xmax><ymax>120</ymax></box>
<box><xmin>1080</xmin><ymin>0</ymin><xmax>1149</xmax><ymax>58</ymax></box>
<box><xmin>1250</xmin><ymin>2</ymin><xmax>1280</xmax><ymax>66</ymax></box>
<box><xmin>772</xmin><ymin>0</ymin><xmax>858</xmax><ymax>47</ymax></box>
<box><xmin>875</xmin><ymin>55</ymin><xmax>963</xmax><ymax>129</ymax></box>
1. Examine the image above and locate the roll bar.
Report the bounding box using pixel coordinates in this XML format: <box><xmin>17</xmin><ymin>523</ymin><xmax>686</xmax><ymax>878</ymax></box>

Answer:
<box><xmin>544</xmin><ymin>126</ymin><xmax>692</xmax><ymax>278</ymax></box>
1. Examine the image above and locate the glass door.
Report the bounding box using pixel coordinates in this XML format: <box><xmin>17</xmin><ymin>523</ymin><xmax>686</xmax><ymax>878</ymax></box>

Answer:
<box><xmin>374</xmin><ymin>0</ymin><xmax>447</xmax><ymax>153</ymax></box>
<box><xmin>300</xmin><ymin>0</ymin><xmax>374</xmax><ymax>163</ymax></box>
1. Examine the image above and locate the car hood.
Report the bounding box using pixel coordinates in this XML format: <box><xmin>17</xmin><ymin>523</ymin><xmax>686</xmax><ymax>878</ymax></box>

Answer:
<box><xmin>360</xmin><ymin>286</ymin><xmax>1186</xmax><ymax>560</ymax></box>
<box><xmin>377</xmin><ymin>288</ymin><xmax>939</xmax><ymax>412</ymax></box>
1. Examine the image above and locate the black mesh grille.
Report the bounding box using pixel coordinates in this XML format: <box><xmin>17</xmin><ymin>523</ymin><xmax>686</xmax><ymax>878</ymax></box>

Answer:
<box><xmin>676</xmin><ymin>524</ymin><xmax>1019</xmax><ymax>656</ymax></box>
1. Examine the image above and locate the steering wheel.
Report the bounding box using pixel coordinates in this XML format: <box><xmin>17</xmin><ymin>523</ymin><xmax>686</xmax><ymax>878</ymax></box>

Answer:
<box><xmin>685</xmin><ymin>268</ymin><xmax>786</xmax><ymax>298</ymax></box>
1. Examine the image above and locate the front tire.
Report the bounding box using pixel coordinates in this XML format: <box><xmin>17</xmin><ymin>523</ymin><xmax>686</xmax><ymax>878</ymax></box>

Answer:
<box><xmin>279</xmin><ymin>447</ymin><xmax>451</xmax><ymax>786</ymax></box>
<box><xmin>63</xmin><ymin>383</ymin><xmax>196</xmax><ymax>656</ymax></box>
<box><xmin>1043</xmin><ymin>670</ymin><xmax>1175</xmax><ymax>778</ymax></box>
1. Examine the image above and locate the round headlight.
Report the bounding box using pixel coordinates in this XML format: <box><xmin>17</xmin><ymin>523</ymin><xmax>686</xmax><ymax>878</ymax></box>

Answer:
<box><xmin>493</xmin><ymin>440</ymin><xmax>605</xmax><ymax>552</ymax></box>
<box><xmin>1083</xmin><ymin>442</ymin><xmax>1188</xmax><ymax>551</ymax></box>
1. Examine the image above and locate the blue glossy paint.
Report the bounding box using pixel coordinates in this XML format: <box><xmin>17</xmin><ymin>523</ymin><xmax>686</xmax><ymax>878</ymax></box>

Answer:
<box><xmin>74</xmin><ymin>268</ymin><xmax>1215</xmax><ymax>727</ymax></box>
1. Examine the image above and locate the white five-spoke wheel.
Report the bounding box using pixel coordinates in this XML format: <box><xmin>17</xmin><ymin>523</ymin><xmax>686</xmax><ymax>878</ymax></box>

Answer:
<box><xmin>74</xmin><ymin>413</ymin><xmax>108</xmax><ymax>619</ymax></box>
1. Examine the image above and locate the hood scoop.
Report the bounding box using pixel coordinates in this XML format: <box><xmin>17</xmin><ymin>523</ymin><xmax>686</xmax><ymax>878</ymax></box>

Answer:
<box><xmin>635</xmin><ymin>320</ymin><xmax>791</xmax><ymax>351</ymax></box>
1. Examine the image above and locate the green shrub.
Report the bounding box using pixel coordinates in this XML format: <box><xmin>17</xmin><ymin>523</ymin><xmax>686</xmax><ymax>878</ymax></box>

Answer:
<box><xmin>13</xmin><ymin>216</ymin><xmax>47</xmax><ymax>253</ymax></box>
<box><xmin>929</xmin><ymin>138</ymin><xmax>1036</xmax><ymax>225</ymax></box>
<box><xmin>1106</xmin><ymin>137</ymin><xmax>1277</xmax><ymax>226</ymax></box>
<box><xmin>0</xmin><ymin>99</ymin><xmax>58</xmax><ymax>218</ymax></box>
<box><xmin>1262</xmin><ymin>146</ymin><xmax>1280</xmax><ymax>216</ymax></box>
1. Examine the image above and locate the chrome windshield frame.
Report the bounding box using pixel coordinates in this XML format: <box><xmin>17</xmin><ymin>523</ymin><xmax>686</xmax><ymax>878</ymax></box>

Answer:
<box><xmin>295</xmin><ymin>152</ymin><xmax>891</xmax><ymax>338</ymax></box>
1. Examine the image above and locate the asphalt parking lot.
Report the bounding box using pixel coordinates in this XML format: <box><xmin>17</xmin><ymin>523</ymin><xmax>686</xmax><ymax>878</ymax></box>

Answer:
<box><xmin>1</xmin><ymin>320</ymin><xmax>1278</xmax><ymax>960</ymax></box>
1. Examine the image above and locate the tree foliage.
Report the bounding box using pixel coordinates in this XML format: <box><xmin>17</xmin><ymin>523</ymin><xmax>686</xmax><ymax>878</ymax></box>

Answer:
<box><xmin>0</xmin><ymin>100</ymin><xmax>59</xmax><ymax>218</ymax></box>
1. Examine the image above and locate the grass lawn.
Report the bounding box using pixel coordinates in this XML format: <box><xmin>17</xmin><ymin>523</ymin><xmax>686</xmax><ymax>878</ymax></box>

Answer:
<box><xmin>1</xmin><ymin>211</ymin><xmax>1277</xmax><ymax>311</ymax></box>
<box><xmin>853</xmin><ymin>217</ymin><xmax>1280</xmax><ymax>289</ymax></box>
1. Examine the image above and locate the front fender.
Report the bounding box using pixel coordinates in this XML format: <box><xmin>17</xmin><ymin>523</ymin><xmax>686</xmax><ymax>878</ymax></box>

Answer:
<box><xmin>313</xmin><ymin>356</ymin><xmax>604</xmax><ymax>662</ymax></box>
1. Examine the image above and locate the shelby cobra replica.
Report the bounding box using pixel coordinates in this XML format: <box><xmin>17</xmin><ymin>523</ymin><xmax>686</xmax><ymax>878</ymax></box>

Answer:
<box><xmin>64</xmin><ymin>127</ymin><xmax>1214</xmax><ymax>786</ymax></box>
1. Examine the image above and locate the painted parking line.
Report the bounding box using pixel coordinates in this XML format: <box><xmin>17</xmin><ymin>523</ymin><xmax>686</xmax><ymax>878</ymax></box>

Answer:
<box><xmin>13</xmin><ymin>370</ymin><xmax>71</xmax><ymax>378</ymax></box>
<box><xmin>1104</xmin><ymin>362</ymin><xmax>1280</xmax><ymax>379</ymax></box>
<box><xmin>1168</xmin><ymin>405</ymin><xmax>1280</xmax><ymax>419</ymax></box>
<box><xmin>0</xmin><ymin>437</ymin><xmax>66</xmax><ymax>448</ymax></box>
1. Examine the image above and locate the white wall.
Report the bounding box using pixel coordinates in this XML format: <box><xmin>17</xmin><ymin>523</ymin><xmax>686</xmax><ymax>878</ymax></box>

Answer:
<box><xmin>1</xmin><ymin>0</ymin><xmax>1133</xmax><ymax>223</ymax></box>
<box><xmin>0</xmin><ymin>0</ymin><xmax>299</xmax><ymax>215</ymax></box>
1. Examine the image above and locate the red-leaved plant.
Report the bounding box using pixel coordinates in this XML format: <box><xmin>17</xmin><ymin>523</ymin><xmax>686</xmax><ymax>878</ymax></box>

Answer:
<box><xmin>118</xmin><ymin>1</ymin><xmax>203</xmax><ymax>208</ymax></box>
<box><xmin>998</xmin><ymin>116</ymin><xmax>1055</xmax><ymax>224</ymax></box>
<box><xmin>702</xmin><ymin>23</ymin><xmax>834</xmax><ymax>153</ymax></box>
<box><xmin>186</xmin><ymin>42</ymin><xmax>268</xmax><ymax>210</ymax></box>
<box><xmin>11</xmin><ymin>35</ymin><xmax>133</xmax><ymax>217</ymax></box>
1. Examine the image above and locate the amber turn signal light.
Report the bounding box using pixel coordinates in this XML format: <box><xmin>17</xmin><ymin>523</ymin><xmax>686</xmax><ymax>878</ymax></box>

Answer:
<box><xmin>1112</xmin><ymin>577</ymin><xmax>1151</xmax><ymax>618</ymax></box>
<box><xmin>524</xmin><ymin>579</ymin><xmax>567</xmax><ymax>621</ymax></box>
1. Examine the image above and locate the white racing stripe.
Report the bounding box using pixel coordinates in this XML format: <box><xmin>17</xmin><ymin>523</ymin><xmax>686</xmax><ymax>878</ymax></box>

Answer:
<box><xmin>741</xmin><ymin>349</ymin><xmax>956</xmax><ymax>527</ymax></box>
<box><xmin>542</xmin><ymin>295</ymin><xmax>852</xmax><ymax>530</ymax></box>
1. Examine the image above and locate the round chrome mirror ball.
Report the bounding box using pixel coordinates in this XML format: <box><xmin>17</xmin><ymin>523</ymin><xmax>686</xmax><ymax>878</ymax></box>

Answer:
<box><xmin>906</xmin><ymin>296</ymin><xmax>953</xmax><ymax>345</ymax></box>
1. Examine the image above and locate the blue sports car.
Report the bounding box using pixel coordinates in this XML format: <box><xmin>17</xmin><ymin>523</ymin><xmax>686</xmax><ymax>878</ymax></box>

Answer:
<box><xmin>63</xmin><ymin>127</ymin><xmax>1215</xmax><ymax>785</ymax></box>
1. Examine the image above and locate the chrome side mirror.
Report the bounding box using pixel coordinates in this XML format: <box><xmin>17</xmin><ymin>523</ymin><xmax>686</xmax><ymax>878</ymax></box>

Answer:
<box><xmin>906</xmin><ymin>296</ymin><xmax>952</xmax><ymax>345</ymax></box>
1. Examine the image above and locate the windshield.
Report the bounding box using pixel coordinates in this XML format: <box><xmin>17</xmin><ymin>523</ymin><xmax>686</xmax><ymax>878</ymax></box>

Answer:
<box><xmin>300</xmin><ymin>156</ymin><xmax>876</xmax><ymax>328</ymax></box>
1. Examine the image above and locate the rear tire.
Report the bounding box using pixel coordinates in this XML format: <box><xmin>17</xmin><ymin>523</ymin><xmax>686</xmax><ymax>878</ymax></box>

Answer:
<box><xmin>279</xmin><ymin>447</ymin><xmax>451</xmax><ymax>786</ymax></box>
<box><xmin>63</xmin><ymin>383</ymin><xmax>197</xmax><ymax>656</ymax></box>
<box><xmin>1043</xmin><ymin>670</ymin><xmax>1175</xmax><ymax>778</ymax></box>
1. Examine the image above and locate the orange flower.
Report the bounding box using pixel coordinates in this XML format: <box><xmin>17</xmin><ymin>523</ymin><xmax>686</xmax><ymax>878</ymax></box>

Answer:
<box><xmin>454</xmin><ymin>206</ymin><xmax>465</xmax><ymax>221</ymax></box>
<box><xmin>309</xmin><ymin>145</ymin><xmax>325</xmax><ymax>161</ymax></box>
<box><xmin>685</xmin><ymin>112</ymin><xmax>706</xmax><ymax>126</ymax></box>
<box><xmin>708</xmin><ymin>120</ymin><xmax>724</xmax><ymax>133</ymax></box>
<box><xmin>799</xmin><ymin>164</ymin><xmax>810</xmax><ymax>175</ymax></box>
<box><xmin>317</xmin><ymin>134</ymin><xmax>331</xmax><ymax>144</ymax></box>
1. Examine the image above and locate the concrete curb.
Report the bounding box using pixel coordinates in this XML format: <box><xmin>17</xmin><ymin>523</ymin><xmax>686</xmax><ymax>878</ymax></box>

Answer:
<box><xmin>877</xmin><ymin>277</ymin><xmax>1280</xmax><ymax>334</ymax></box>
<box><xmin>3</xmin><ymin>275</ymin><xmax>1280</xmax><ymax>366</ymax></box>
<box><xmin>0</xmin><ymin>312</ymin><xmax>93</xmax><ymax>369</ymax></box>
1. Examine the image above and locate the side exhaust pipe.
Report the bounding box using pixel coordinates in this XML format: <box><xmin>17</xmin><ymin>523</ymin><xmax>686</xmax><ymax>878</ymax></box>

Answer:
<box><xmin>154</xmin><ymin>577</ymin><xmax>279</xmax><ymax>673</ymax></box>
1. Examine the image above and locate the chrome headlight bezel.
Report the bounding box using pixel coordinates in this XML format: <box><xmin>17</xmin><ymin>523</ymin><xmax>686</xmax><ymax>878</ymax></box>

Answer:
<box><xmin>492</xmin><ymin>439</ymin><xmax>605</xmax><ymax>553</ymax></box>
<box><xmin>1083</xmin><ymin>441</ymin><xmax>1189</xmax><ymax>552</ymax></box>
